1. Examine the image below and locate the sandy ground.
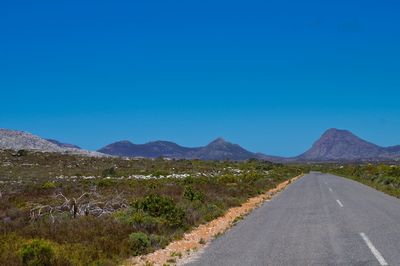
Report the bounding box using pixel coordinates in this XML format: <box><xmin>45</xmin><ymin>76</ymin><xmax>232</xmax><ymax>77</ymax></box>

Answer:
<box><xmin>125</xmin><ymin>174</ymin><xmax>302</xmax><ymax>266</ymax></box>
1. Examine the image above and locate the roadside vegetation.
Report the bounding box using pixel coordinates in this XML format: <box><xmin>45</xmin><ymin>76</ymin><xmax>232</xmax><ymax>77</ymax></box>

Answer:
<box><xmin>319</xmin><ymin>164</ymin><xmax>400</xmax><ymax>198</ymax></box>
<box><xmin>0</xmin><ymin>150</ymin><xmax>305</xmax><ymax>265</ymax></box>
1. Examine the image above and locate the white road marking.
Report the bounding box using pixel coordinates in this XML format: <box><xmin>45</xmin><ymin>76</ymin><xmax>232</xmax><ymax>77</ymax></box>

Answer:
<box><xmin>328</xmin><ymin>187</ymin><xmax>333</xmax><ymax>192</ymax></box>
<box><xmin>324</xmin><ymin>181</ymin><xmax>327</xmax><ymax>185</ymax></box>
<box><xmin>359</xmin><ymin>232</ymin><xmax>388</xmax><ymax>265</ymax></box>
<box><xmin>336</xmin><ymin>199</ymin><xmax>343</xmax><ymax>207</ymax></box>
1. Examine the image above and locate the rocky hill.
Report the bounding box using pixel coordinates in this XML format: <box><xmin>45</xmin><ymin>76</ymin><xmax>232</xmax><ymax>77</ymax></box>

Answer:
<box><xmin>296</xmin><ymin>128</ymin><xmax>400</xmax><ymax>162</ymax></box>
<box><xmin>0</xmin><ymin>129</ymin><xmax>106</xmax><ymax>157</ymax></box>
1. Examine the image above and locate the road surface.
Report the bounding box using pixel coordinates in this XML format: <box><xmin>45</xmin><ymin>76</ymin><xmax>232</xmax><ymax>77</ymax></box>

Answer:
<box><xmin>186</xmin><ymin>172</ymin><xmax>400</xmax><ymax>266</ymax></box>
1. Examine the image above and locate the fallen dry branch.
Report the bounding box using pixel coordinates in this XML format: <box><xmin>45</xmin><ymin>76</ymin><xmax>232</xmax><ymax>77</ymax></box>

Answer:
<box><xmin>29</xmin><ymin>189</ymin><xmax>128</xmax><ymax>222</ymax></box>
<box><xmin>126</xmin><ymin>174</ymin><xmax>303</xmax><ymax>266</ymax></box>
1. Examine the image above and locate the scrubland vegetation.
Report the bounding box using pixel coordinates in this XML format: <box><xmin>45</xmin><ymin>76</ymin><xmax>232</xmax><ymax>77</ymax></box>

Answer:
<box><xmin>0</xmin><ymin>150</ymin><xmax>304</xmax><ymax>265</ymax></box>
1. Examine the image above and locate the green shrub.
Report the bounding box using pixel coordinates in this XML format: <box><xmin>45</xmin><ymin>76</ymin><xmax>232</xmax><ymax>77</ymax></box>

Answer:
<box><xmin>183</xmin><ymin>176</ymin><xmax>195</xmax><ymax>185</ymax></box>
<box><xmin>41</xmin><ymin>181</ymin><xmax>56</xmax><ymax>189</ymax></box>
<box><xmin>20</xmin><ymin>239</ymin><xmax>55</xmax><ymax>266</ymax></box>
<box><xmin>0</xmin><ymin>233</ymin><xmax>25</xmax><ymax>265</ymax></box>
<box><xmin>102</xmin><ymin>167</ymin><xmax>117</xmax><ymax>177</ymax></box>
<box><xmin>217</xmin><ymin>175</ymin><xmax>237</xmax><ymax>184</ymax></box>
<box><xmin>149</xmin><ymin>234</ymin><xmax>169</xmax><ymax>249</ymax></box>
<box><xmin>130</xmin><ymin>212</ymin><xmax>164</xmax><ymax>232</ymax></box>
<box><xmin>151</xmin><ymin>170</ymin><xmax>170</xmax><ymax>177</ymax></box>
<box><xmin>183</xmin><ymin>186</ymin><xmax>205</xmax><ymax>202</ymax></box>
<box><xmin>132</xmin><ymin>195</ymin><xmax>186</xmax><ymax>227</ymax></box>
<box><xmin>203</xmin><ymin>204</ymin><xmax>224</xmax><ymax>222</ymax></box>
<box><xmin>97</xmin><ymin>178</ymin><xmax>115</xmax><ymax>187</ymax></box>
<box><xmin>128</xmin><ymin>232</ymin><xmax>151</xmax><ymax>255</ymax></box>
<box><xmin>389</xmin><ymin>167</ymin><xmax>400</xmax><ymax>177</ymax></box>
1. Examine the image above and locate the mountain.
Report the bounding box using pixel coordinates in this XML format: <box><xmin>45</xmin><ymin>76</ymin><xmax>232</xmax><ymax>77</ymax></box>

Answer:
<box><xmin>189</xmin><ymin>138</ymin><xmax>258</xmax><ymax>160</ymax></box>
<box><xmin>46</xmin><ymin>139</ymin><xmax>81</xmax><ymax>149</ymax></box>
<box><xmin>98</xmin><ymin>140</ymin><xmax>198</xmax><ymax>158</ymax></box>
<box><xmin>0</xmin><ymin>129</ymin><xmax>106</xmax><ymax>157</ymax></box>
<box><xmin>296</xmin><ymin>128</ymin><xmax>400</xmax><ymax>162</ymax></box>
<box><xmin>0</xmin><ymin>129</ymin><xmax>64</xmax><ymax>152</ymax></box>
<box><xmin>98</xmin><ymin>138</ymin><xmax>266</xmax><ymax>161</ymax></box>
<box><xmin>386</xmin><ymin>145</ymin><xmax>400</xmax><ymax>154</ymax></box>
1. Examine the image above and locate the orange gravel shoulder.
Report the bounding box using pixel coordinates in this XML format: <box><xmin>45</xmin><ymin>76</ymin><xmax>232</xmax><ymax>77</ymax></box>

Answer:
<box><xmin>125</xmin><ymin>174</ymin><xmax>302</xmax><ymax>266</ymax></box>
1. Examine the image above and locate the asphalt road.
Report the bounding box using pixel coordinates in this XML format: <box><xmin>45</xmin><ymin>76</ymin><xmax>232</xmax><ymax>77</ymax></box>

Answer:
<box><xmin>186</xmin><ymin>172</ymin><xmax>400</xmax><ymax>266</ymax></box>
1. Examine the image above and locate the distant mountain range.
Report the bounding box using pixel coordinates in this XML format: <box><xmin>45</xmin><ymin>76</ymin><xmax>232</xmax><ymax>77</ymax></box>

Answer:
<box><xmin>98</xmin><ymin>137</ymin><xmax>265</xmax><ymax>161</ymax></box>
<box><xmin>98</xmin><ymin>128</ymin><xmax>400</xmax><ymax>162</ymax></box>
<box><xmin>1</xmin><ymin>128</ymin><xmax>400</xmax><ymax>162</ymax></box>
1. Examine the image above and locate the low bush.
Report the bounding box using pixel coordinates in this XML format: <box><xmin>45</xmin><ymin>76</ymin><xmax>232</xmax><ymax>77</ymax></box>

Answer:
<box><xmin>183</xmin><ymin>186</ymin><xmax>205</xmax><ymax>202</ymax></box>
<box><xmin>202</xmin><ymin>203</ymin><xmax>224</xmax><ymax>222</ymax></box>
<box><xmin>149</xmin><ymin>234</ymin><xmax>169</xmax><ymax>250</ymax></box>
<box><xmin>102</xmin><ymin>167</ymin><xmax>117</xmax><ymax>177</ymax></box>
<box><xmin>97</xmin><ymin>178</ymin><xmax>115</xmax><ymax>187</ymax></box>
<box><xmin>128</xmin><ymin>232</ymin><xmax>151</xmax><ymax>255</ymax></box>
<box><xmin>20</xmin><ymin>239</ymin><xmax>55</xmax><ymax>266</ymax></box>
<box><xmin>41</xmin><ymin>181</ymin><xmax>57</xmax><ymax>189</ymax></box>
<box><xmin>132</xmin><ymin>195</ymin><xmax>186</xmax><ymax>228</ymax></box>
<box><xmin>129</xmin><ymin>212</ymin><xmax>164</xmax><ymax>233</ymax></box>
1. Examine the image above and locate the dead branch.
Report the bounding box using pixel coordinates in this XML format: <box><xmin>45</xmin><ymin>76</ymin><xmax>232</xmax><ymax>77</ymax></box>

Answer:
<box><xmin>30</xmin><ymin>190</ymin><xmax>128</xmax><ymax>223</ymax></box>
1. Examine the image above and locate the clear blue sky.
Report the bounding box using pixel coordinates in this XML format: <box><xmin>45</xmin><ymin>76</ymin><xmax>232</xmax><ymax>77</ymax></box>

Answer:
<box><xmin>1</xmin><ymin>0</ymin><xmax>400</xmax><ymax>156</ymax></box>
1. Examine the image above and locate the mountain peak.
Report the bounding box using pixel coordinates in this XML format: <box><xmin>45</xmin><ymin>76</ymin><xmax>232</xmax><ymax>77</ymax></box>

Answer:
<box><xmin>208</xmin><ymin>137</ymin><xmax>227</xmax><ymax>145</ymax></box>
<box><xmin>298</xmin><ymin>128</ymin><xmax>381</xmax><ymax>161</ymax></box>
<box><xmin>322</xmin><ymin>128</ymin><xmax>353</xmax><ymax>137</ymax></box>
<box><xmin>115</xmin><ymin>140</ymin><xmax>134</xmax><ymax>145</ymax></box>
